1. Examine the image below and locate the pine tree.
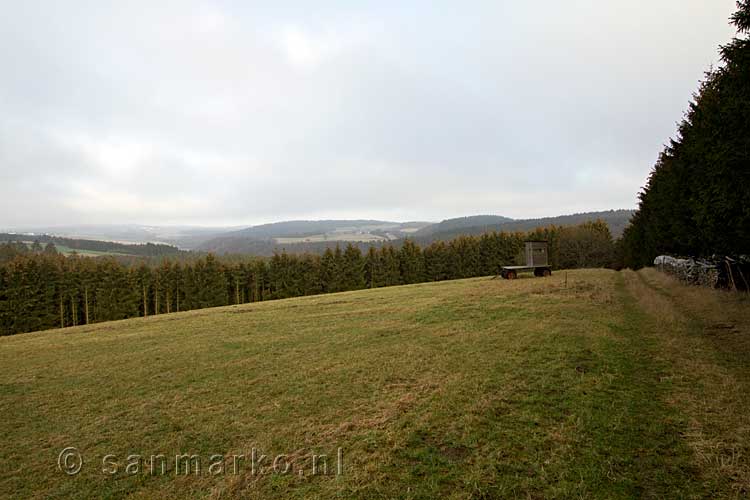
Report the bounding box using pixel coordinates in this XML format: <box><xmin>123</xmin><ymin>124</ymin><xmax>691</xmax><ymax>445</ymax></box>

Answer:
<box><xmin>157</xmin><ymin>260</ymin><xmax>174</xmax><ymax>313</ymax></box>
<box><xmin>424</xmin><ymin>241</ymin><xmax>449</xmax><ymax>281</ymax></box>
<box><xmin>399</xmin><ymin>239</ymin><xmax>424</xmax><ymax>284</ymax></box>
<box><xmin>623</xmin><ymin>2</ymin><xmax>750</xmax><ymax>266</ymax></box>
<box><xmin>381</xmin><ymin>245</ymin><xmax>401</xmax><ymax>286</ymax></box>
<box><xmin>230</xmin><ymin>263</ymin><xmax>245</xmax><ymax>305</ymax></box>
<box><xmin>299</xmin><ymin>254</ymin><xmax>323</xmax><ymax>296</ymax></box>
<box><xmin>135</xmin><ymin>264</ymin><xmax>152</xmax><ymax>317</ymax></box>
<box><xmin>198</xmin><ymin>254</ymin><xmax>228</xmax><ymax>308</ymax></box>
<box><xmin>173</xmin><ymin>262</ymin><xmax>185</xmax><ymax>311</ymax></box>
<box><xmin>270</xmin><ymin>251</ymin><xmax>296</xmax><ymax>299</ymax></box>
<box><xmin>364</xmin><ymin>246</ymin><xmax>382</xmax><ymax>288</ymax></box>
<box><xmin>320</xmin><ymin>247</ymin><xmax>340</xmax><ymax>293</ymax></box>
<box><xmin>341</xmin><ymin>244</ymin><xmax>365</xmax><ymax>290</ymax></box>
<box><xmin>0</xmin><ymin>265</ymin><xmax>10</xmax><ymax>335</ymax></box>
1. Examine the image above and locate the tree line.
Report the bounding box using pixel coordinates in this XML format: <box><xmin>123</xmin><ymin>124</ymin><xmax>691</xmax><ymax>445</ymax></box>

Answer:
<box><xmin>0</xmin><ymin>220</ymin><xmax>615</xmax><ymax>336</ymax></box>
<box><xmin>621</xmin><ymin>1</ymin><xmax>749</xmax><ymax>268</ymax></box>
<box><xmin>0</xmin><ymin>233</ymin><xmax>181</xmax><ymax>257</ymax></box>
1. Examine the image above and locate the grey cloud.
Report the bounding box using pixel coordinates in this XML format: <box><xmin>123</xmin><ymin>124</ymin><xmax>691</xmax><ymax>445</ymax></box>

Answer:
<box><xmin>0</xmin><ymin>0</ymin><xmax>738</xmax><ymax>227</ymax></box>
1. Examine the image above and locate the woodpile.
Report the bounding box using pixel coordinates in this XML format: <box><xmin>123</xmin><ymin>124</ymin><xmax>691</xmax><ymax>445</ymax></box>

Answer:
<box><xmin>654</xmin><ymin>255</ymin><xmax>750</xmax><ymax>291</ymax></box>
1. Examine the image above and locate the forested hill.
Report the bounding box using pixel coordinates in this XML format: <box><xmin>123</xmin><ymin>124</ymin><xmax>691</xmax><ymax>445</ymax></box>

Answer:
<box><xmin>0</xmin><ymin>234</ymin><xmax>181</xmax><ymax>257</ymax></box>
<box><xmin>413</xmin><ymin>210</ymin><xmax>634</xmax><ymax>244</ymax></box>
<box><xmin>223</xmin><ymin>220</ymin><xmax>399</xmax><ymax>239</ymax></box>
<box><xmin>196</xmin><ymin>220</ymin><xmax>431</xmax><ymax>255</ymax></box>
<box><xmin>413</xmin><ymin>215</ymin><xmax>513</xmax><ymax>237</ymax></box>
<box><xmin>196</xmin><ymin>211</ymin><xmax>633</xmax><ymax>255</ymax></box>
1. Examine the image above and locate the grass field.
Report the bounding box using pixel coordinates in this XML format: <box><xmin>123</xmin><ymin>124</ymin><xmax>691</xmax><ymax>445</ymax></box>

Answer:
<box><xmin>52</xmin><ymin>244</ymin><xmax>131</xmax><ymax>257</ymax></box>
<box><xmin>21</xmin><ymin>242</ymin><xmax>132</xmax><ymax>257</ymax></box>
<box><xmin>274</xmin><ymin>232</ymin><xmax>388</xmax><ymax>244</ymax></box>
<box><xmin>1</xmin><ymin>269</ymin><xmax>748</xmax><ymax>498</ymax></box>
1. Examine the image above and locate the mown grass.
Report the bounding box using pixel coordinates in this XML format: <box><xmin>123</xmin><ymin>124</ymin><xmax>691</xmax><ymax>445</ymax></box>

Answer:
<box><xmin>0</xmin><ymin>269</ymin><xmax>748</xmax><ymax>498</ymax></box>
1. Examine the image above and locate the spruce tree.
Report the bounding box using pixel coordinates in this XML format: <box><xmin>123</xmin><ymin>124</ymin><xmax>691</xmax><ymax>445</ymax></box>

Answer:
<box><xmin>320</xmin><ymin>247</ymin><xmax>341</xmax><ymax>293</ymax></box>
<box><xmin>623</xmin><ymin>1</ymin><xmax>750</xmax><ymax>266</ymax></box>
<box><xmin>399</xmin><ymin>239</ymin><xmax>425</xmax><ymax>284</ymax></box>
<box><xmin>342</xmin><ymin>244</ymin><xmax>365</xmax><ymax>290</ymax></box>
<box><xmin>364</xmin><ymin>246</ymin><xmax>382</xmax><ymax>288</ymax></box>
<box><xmin>381</xmin><ymin>246</ymin><xmax>401</xmax><ymax>286</ymax></box>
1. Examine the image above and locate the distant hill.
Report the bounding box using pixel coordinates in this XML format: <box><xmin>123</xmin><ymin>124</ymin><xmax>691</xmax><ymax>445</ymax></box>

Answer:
<box><xmin>0</xmin><ymin>233</ymin><xmax>182</xmax><ymax>257</ymax></box>
<box><xmin>0</xmin><ymin>224</ymin><xmax>238</xmax><ymax>250</ymax></box>
<box><xmin>195</xmin><ymin>211</ymin><xmax>634</xmax><ymax>255</ymax></box>
<box><xmin>413</xmin><ymin>215</ymin><xmax>514</xmax><ymax>238</ymax></box>
<box><xmin>414</xmin><ymin>210</ymin><xmax>634</xmax><ymax>244</ymax></box>
<box><xmin>6</xmin><ymin>211</ymin><xmax>634</xmax><ymax>256</ymax></box>
<box><xmin>197</xmin><ymin>220</ymin><xmax>433</xmax><ymax>254</ymax></box>
<box><xmin>224</xmin><ymin>220</ymin><xmax>397</xmax><ymax>239</ymax></box>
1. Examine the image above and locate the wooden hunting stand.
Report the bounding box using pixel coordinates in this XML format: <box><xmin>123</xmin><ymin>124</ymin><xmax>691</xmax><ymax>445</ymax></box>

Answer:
<box><xmin>500</xmin><ymin>241</ymin><xmax>552</xmax><ymax>280</ymax></box>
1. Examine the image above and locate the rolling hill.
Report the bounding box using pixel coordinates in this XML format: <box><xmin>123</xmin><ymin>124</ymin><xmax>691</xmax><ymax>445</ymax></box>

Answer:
<box><xmin>412</xmin><ymin>215</ymin><xmax>514</xmax><ymax>237</ymax></box>
<box><xmin>0</xmin><ymin>225</ymin><xmax>238</xmax><ymax>250</ymax></box>
<box><xmin>0</xmin><ymin>233</ymin><xmax>181</xmax><ymax>257</ymax></box>
<box><xmin>197</xmin><ymin>210</ymin><xmax>634</xmax><ymax>255</ymax></box>
<box><xmin>217</xmin><ymin>220</ymin><xmax>411</xmax><ymax>240</ymax></box>
<box><xmin>1</xmin><ymin>269</ymin><xmax>748</xmax><ymax>498</ymax></box>
<box><xmin>196</xmin><ymin>220</ymin><xmax>432</xmax><ymax>254</ymax></box>
<box><xmin>413</xmin><ymin>210</ymin><xmax>634</xmax><ymax>244</ymax></box>
<box><xmin>6</xmin><ymin>211</ymin><xmax>634</xmax><ymax>256</ymax></box>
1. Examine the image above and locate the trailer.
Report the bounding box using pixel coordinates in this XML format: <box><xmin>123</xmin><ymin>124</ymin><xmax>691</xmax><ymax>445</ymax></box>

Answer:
<box><xmin>500</xmin><ymin>241</ymin><xmax>552</xmax><ymax>279</ymax></box>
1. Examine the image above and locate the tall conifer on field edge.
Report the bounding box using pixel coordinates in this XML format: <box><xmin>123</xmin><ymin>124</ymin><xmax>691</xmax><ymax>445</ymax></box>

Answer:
<box><xmin>622</xmin><ymin>1</ymin><xmax>750</xmax><ymax>267</ymax></box>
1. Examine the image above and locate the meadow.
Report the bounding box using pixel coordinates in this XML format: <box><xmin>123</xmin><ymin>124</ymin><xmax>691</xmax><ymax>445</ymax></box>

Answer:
<box><xmin>0</xmin><ymin>269</ymin><xmax>748</xmax><ymax>498</ymax></box>
<box><xmin>20</xmin><ymin>241</ymin><xmax>132</xmax><ymax>257</ymax></box>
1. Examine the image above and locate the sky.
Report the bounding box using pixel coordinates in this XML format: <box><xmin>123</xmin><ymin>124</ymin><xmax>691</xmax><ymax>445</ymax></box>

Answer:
<box><xmin>0</xmin><ymin>0</ymin><xmax>739</xmax><ymax>228</ymax></box>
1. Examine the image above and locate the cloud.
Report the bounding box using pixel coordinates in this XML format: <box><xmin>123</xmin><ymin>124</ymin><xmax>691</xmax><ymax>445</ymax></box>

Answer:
<box><xmin>276</xmin><ymin>26</ymin><xmax>347</xmax><ymax>70</ymax></box>
<box><xmin>0</xmin><ymin>0</ymin><xmax>739</xmax><ymax>227</ymax></box>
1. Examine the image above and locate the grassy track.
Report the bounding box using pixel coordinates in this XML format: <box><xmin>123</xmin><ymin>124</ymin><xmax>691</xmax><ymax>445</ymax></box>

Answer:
<box><xmin>0</xmin><ymin>269</ymin><xmax>748</xmax><ymax>498</ymax></box>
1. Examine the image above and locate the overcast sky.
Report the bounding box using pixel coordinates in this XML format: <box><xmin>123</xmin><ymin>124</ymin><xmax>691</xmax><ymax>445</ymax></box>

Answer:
<box><xmin>0</xmin><ymin>1</ymin><xmax>739</xmax><ymax>228</ymax></box>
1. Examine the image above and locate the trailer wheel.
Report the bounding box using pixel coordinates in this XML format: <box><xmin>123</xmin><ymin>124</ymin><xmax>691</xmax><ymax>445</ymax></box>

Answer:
<box><xmin>506</xmin><ymin>270</ymin><xmax>517</xmax><ymax>280</ymax></box>
<box><xmin>542</xmin><ymin>269</ymin><xmax>551</xmax><ymax>277</ymax></box>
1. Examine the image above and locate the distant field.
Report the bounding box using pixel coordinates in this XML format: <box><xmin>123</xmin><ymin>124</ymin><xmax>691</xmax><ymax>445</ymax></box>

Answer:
<box><xmin>1</xmin><ymin>269</ymin><xmax>748</xmax><ymax>498</ymax></box>
<box><xmin>52</xmin><ymin>244</ymin><xmax>131</xmax><ymax>257</ymax></box>
<box><xmin>275</xmin><ymin>232</ymin><xmax>388</xmax><ymax>244</ymax></box>
<box><xmin>20</xmin><ymin>241</ymin><xmax>132</xmax><ymax>257</ymax></box>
